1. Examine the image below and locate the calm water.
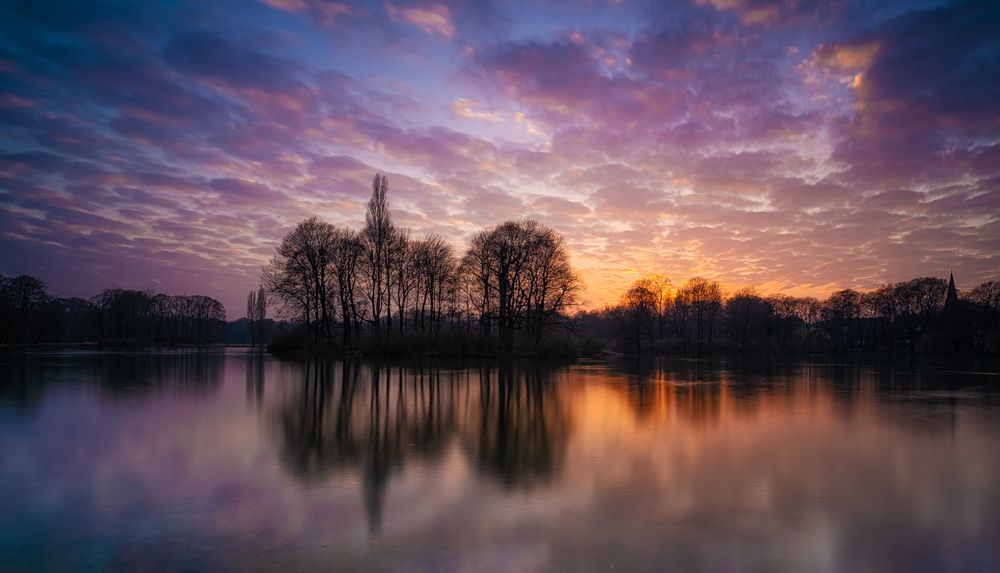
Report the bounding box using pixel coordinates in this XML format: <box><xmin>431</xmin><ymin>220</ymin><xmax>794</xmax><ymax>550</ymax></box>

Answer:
<box><xmin>1</xmin><ymin>350</ymin><xmax>999</xmax><ymax>572</ymax></box>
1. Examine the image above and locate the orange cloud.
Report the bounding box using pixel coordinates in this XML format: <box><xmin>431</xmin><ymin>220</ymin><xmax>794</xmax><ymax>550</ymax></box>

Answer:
<box><xmin>813</xmin><ymin>41</ymin><xmax>881</xmax><ymax>72</ymax></box>
<box><xmin>695</xmin><ymin>0</ymin><xmax>780</xmax><ymax>26</ymax></box>
<box><xmin>451</xmin><ymin>98</ymin><xmax>503</xmax><ymax>122</ymax></box>
<box><xmin>385</xmin><ymin>2</ymin><xmax>454</xmax><ymax>39</ymax></box>
<box><xmin>741</xmin><ymin>5</ymin><xmax>779</xmax><ymax>25</ymax></box>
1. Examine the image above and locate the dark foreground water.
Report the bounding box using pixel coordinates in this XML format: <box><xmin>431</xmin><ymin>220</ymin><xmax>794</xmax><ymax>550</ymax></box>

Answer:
<box><xmin>1</xmin><ymin>350</ymin><xmax>999</xmax><ymax>572</ymax></box>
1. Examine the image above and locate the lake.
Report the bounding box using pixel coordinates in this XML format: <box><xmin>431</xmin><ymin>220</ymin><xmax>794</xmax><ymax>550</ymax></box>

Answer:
<box><xmin>1</xmin><ymin>350</ymin><xmax>999</xmax><ymax>572</ymax></box>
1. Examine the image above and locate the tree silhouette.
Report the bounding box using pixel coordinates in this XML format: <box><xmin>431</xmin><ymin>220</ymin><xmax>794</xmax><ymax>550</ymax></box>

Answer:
<box><xmin>246</xmin><ymin>287</ymin><xmax>267</xmax><ymax>349</ymax></box>
<box><xmin>6</xmin><ymin>171</ymin><xmax>997</xmax><ymax>356</ymax></box>
<box><xmin>364</xmin><ymin>174</ymin><xmax>394</xmax><ymax>339</ymax></box>
<box><xmin>588</xmin><ymin>273</ymin><xmax>1000</xmax><ymax>355</ymax></box>
<box><xmin>676</xmin><ymin>277</ymin><xmax>723</xmax><ymax>352</ymax></box>
<box><xmin>461</xmin><ymin>219</ymin><xmax>580</xmax><ymax>353</ymax></box>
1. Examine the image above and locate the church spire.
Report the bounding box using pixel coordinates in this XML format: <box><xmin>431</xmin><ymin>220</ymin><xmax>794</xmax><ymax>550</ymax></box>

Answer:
<box><xmin>946</xmin><ymin>270</ymin><xmax>959</xmax><ymax>309</ymax></box>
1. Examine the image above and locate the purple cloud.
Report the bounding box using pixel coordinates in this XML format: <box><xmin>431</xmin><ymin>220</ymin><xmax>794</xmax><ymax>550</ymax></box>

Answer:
<box><xmin>0</xmin><ymin>0</ymin><xmax>996</xmax><ymax>315</ymax></box>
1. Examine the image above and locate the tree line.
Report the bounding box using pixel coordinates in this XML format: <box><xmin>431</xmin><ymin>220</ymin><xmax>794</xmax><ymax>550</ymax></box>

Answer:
<box><xmin>0</xmin><ymin>274</ymin><xmax>227</xmax><ymax>345</ymax></box>
<box><xmin>6</xmin><ymin>169</ymin><xmax>997</xmax><ymax>357</ymax></box>
<box><xmin>260</xmin><ymin>173</ymin><xmax>581</xmax><ymax>355</ymax></box>
<box><xmin>580</xmin><ymin>274</ymin><xmax>1000</xmax><ymax>355</ymax></box>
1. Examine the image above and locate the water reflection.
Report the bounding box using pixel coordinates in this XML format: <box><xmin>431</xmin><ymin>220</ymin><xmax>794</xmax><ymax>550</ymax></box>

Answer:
<box><xmin>606</xmin><ymin>356</ymin><xmax>1000</xmax><ymax>430</ymax></box>
<box><xmin>275</xmin><ymin>361</ymin><xmax>572</xmax><ymax>532</ymax></box>
<box><xmin>0</xmin><ymin>349</ymin><xmax>223</xmax><ymax>412</ymax></box>
<box><xmin>245</xmin><ymin>352</ymin><xmax>265</xmax><ymax>408</ymax></box>
<box><xmin>469</xmin><ymin>364</ymin><xmax>570</xmax><ymax>488</ymax></box>
<box><xmin>1</xmin><ymin>351</ymin><xmax>998</xmax><ymax>571</ymax></box>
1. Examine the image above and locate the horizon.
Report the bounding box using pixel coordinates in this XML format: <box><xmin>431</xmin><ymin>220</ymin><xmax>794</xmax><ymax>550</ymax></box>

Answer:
<box><xmin>0</xmin><ymin>225</ymin><xmax>978</xmax><ymax>320</ymax></box>
<box><xmin>1</xmin><ymin>0</ymin><xmax>998</xmax><ymax>317</ymax></box>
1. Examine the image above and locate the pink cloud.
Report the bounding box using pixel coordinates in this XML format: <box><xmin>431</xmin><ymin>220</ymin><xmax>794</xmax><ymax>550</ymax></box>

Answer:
<box><xmin>385</xmin><ymin>2</ymin><xmax>455</xmax><ymax>39</ymax></box>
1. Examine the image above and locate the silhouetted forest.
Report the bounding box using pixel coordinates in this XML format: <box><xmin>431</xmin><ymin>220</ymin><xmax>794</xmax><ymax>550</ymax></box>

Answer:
<box><xmin>4</xmin><ymin>172</ymin><xmax>997</xmax><ymax>357</ymax></box>
<box><xmin>0</xmin><ymin>274</ymin><xmax>227</xmax><ymax>345</ymax></box>
<box><xmin>261</xmin><ymin>173</ymin><xmax>581</xmax><ymax>356</ymax></box>
<box><xmin>261</xmin><ymin>173</ymin><xmax>998</xmax><ymax>357</ymax></box>
<box><xmin>580</xmin><ymin>274</ymin><xmax>1000</xmax><ymax>355</ymax></box>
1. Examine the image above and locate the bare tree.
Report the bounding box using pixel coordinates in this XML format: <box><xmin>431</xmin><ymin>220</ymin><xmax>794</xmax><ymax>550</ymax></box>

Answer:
<box><xmin>461</xmin><ymin>220</ymin><xmax>579</xmax><ymax>353</ymax></box>
<box><xmin>363</xmin><ymin>174</ymin><xmax>395</xmax><ymax>339</ymax></box>
<box><xmin>823</xmin><ymin>289</ymin><xmax>863</xmax><ymax>351</ymax></box>
<box><xmin>521</xmin><ymin>224</ymin><xmax>580</xmax><ymax>347</ymax></box>
<box><xmin>246</xmin><ymin>287</ymin><xmax>267</xmax><ymax>349</ymax></box>
<box><xmin>390</xmin><ymin>229</ymin><xmax>414</xmax><ymax>334</ymax></box>
<box><xmin>968</xmin><ymin>281</ymin><xmax>1000</xmax><ymax>313</ymax></box>
<box><xmin>411</xmin><ymin>235</ymin><xmax>457</xmax><ymax>336</ymax></box>
<box><xmin>262</xmin><ymin>217</ymin><xmax>338</xmax><ymax>342</ymax></box>
<box><xmin>724</xmin><ymin>287</ymin><xmax>774</xmax><ymax>352</ymax></box>
<box><xmin>675</xmin><ymin>277</ymin><xmax>723</xmax><ymax>352</ymax></box>
<box><xmin>330</xmin><ymin>226</ymin><xmax>366</xmax><ymax>346</ymax></box>
<box><xmin>632</xmin><ymin>275</ymin><xmax>671</xmax><ymax>340</ymax></box>
<box><xmin>614</xmin><ymin>281</ymin><xmax>658</xmax><ymax>352</ymax></box>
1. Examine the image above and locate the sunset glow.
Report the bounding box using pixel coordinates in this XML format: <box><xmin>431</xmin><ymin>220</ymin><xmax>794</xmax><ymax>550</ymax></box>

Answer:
<box><xmin>1</xmin><ymin>0</ymin><xmax>997</xmax><ymax>315</ymax></box>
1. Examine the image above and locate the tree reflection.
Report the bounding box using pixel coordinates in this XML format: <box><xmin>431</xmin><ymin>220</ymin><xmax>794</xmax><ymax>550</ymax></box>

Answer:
<box><xmin>88</xmin><ymin>351</ymin><xmax>223</xmax><ymax>395</ymax></box>
<box><xmin>0</xmin><ymin>350</ymin><xmax>224</xmax><ymax>412</ymax></box>
<box><xmin>245</xmin><ymin>352</ymin><xmax>265</xmax><ymax>408</ymax></box>
<box><xmin>601</xmin><ymin>356</ymin><xmax>1000</xmax><ymax>434</ymax></box>
<box><xmin>469</xmin><ymin>363</ymin><xmax>570</xmax><ymax>488</ymax></box>
<box><xmin>274</xmin><ymin>360</ymin><xmax>572</xmax><ymax>533</ymax></box>
<box><xmin>273</xmin><ymin>356</ymin><xmax>1000</xmax><ymax>537</ymax></box>
<box><xmin>276</xmin><ymin>361</ymin><xmax>465</xmax><ymax>532</ymax></box>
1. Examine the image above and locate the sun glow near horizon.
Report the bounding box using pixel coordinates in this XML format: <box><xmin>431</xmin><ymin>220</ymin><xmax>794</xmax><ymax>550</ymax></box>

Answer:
<box><xmin>0</xmin><ymin>0</ymin><xmax>996</xmax><ymax>315</ymax></box>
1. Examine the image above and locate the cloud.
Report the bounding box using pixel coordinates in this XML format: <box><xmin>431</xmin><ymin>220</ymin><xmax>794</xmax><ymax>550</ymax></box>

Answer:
<box><xmin>0</xmin><ymin>0</ymin><xmax>996</xmax><ymax>317</ymax></box>
<box><xmin>209</xmin><ymin>178</ymin><xmax>286</xmax><ymax>203</ymax></box>
<box><xmin>695</xmin><ymin>0</ymin><xmax>781</xmax><ymax>26</ymax></box>
<box><xmin>385</xmin><ymin>2</ymin><xmax>455</xmax><ymax>39</ymax></box>
<box><xmin>260</xmin><ymin>0</ymin><xmax>308</xmax><ymax>10</ymax></box>
<box><xmin>451</xmin><ymin>98</ymin><xmax>502</xmax><ymax>122</ymax></box>
<box><xmin>812</xmin><ymin>40</ymin><xmax>881</xmax><ymax>72</ymax></box>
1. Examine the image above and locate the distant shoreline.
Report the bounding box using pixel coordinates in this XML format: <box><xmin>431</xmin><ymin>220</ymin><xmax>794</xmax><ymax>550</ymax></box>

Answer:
<box><xmin>2</xmin><ymin>343</ymin><xmax>997</xmax><ymax>363</ymax></box>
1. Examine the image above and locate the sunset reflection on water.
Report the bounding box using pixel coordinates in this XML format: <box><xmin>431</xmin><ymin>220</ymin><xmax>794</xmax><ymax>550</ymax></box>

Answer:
<box><xmin>1</xmin><ymin>350</ymin><xmax>998</xmax><ymax>572</ymax></box>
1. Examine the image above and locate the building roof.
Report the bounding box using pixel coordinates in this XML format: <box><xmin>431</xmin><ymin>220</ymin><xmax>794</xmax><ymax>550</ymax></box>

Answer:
<box><xmin>946</xmin><ymin>271</ymin><xmax>959</xmax><ymax>309</ymax></box>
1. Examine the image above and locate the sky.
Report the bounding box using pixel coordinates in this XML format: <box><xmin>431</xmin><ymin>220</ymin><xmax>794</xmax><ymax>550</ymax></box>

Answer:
<box><xmin>0</xmin><ymin>0</ymin><xmax>998</xmax><ymax>317</ymax></box>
